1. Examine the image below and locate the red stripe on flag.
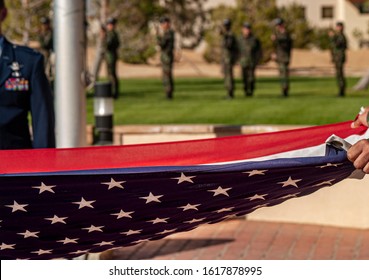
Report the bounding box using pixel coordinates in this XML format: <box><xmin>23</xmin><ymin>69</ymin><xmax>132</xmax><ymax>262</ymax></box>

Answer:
<box><xmin>0</xmin><ymin>121</ymin><xmax>365</xmax><ymax>174</ymax></box>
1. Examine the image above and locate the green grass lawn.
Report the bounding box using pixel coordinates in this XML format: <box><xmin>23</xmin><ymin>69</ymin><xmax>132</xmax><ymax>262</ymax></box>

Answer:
<box><xmin>87</xmin><ymin>76</ymin><xmax>369</xmax><ymax>125</ymax></box>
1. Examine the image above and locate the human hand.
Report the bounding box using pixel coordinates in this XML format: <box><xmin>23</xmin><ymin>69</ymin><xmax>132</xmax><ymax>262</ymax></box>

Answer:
<box><xmin>348</xmin><ymin>139</ymin><xmax>369</xmax><ymax>174</ymax></box>
<box><xmin>351</xmin><ymin>107</ymin><xmax>369</xmax><ymax>128</ymax></box>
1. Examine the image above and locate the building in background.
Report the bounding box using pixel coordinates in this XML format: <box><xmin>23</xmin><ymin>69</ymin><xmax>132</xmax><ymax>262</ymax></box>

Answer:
<box><xmin>206</xmin><ymin>0</ymin><xmax>369</xmax><ymax>49</ymax></box>
<box><xmin>276</xmin><ymin>0</ymin><xmax>369</xmax><ymax>49</ymax></box>
<box><xmin>203</xmin><ymin>0</ymin><xmax>237</xmax><ymax>9</ymax></box>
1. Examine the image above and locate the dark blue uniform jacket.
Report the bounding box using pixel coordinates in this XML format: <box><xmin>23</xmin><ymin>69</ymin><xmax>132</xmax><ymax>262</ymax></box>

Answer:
<box><xmin>0</xmin><ymin>37</ymin><xmax>55</xmax><ymax>149</ymax></box>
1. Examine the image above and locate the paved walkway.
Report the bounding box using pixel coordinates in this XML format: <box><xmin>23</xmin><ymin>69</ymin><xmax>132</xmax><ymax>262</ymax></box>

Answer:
<box><xmin>99</xmin><ymin>219</ymin><xmax>369</xmax><ymax>260</ymax></box>
<box><xmin>89</xmin><ymin>49</ymin><xmax>369</xmax><ymax>79</ymax></box>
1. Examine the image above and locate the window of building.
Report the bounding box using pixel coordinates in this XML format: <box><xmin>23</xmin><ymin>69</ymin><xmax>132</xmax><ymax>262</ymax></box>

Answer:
<box><xmin>359</xmin><ymin>1</ymin><xmax>369</xmax><ymax>14</ymax></box>
<box><xmin>321</xmin><ymin>6</ymin><xmax>334</xmax><ymax>19</ymax></box>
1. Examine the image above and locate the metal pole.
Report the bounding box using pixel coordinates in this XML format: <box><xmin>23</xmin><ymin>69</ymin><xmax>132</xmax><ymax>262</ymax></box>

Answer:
<box><xmin>94</xmin><ymin>82</ymin><xmax>113</xmax><ymax>145</ymax></box>
<box><xmin>54</xmin><ymin>0</ymin><xmax>86</xmax><ymax>148</ymax></box>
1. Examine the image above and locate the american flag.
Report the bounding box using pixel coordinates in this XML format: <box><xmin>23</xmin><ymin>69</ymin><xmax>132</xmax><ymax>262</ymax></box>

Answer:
<box><xmin>0</xmin><ymin>121</ymin><xmax>367</xmax><ymax>260</ymax></box>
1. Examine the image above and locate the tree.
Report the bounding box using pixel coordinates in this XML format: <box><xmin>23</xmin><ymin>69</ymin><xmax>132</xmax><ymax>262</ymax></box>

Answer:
<box><xmin>89</xmin><ymin>0</ymin><xmax>208</xmax><ymax>64</ymax></box>
<box><xmin>202</xmin><ymin>4</ymin><xmax>238</xmax><ymax>63</ymax></box>
<box><xmin>3</xmin><ymin>0</ymin><xmax>52</xmax><ymax>45</ymax></box>
<box><xmin>161</xmin><ymin>0</ymin><xmax>207</xmax><ymax>49</ymax></box>
<box><xmin>353</xmin><ymin>21</ymin><xmax>369</xmax><ymax>91</ymax></box>
<box><xmin>203</xmin><ymin>0</ymin><xmax>278</xmax><ymax>63</ymax></box>
<box><xmin>278</xmin><ymin>3</ymin><xmax>314</xmax><ymax>48</ymax></box>
<box><xmin>203</xmin><ymin>0</ymin><xmax>315</xmax><ymax>64</ymax></box>
<box><xmin>87</xmin><ymin>0</ymin><xmax>161</xmax><ymax>64</ymax></box>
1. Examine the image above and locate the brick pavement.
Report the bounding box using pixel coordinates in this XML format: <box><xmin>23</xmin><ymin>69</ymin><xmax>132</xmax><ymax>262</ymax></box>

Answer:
<box><xmin>99</xmin><ymin>219</ymin><xmax>369</xmax><ymax>260</ymax></box>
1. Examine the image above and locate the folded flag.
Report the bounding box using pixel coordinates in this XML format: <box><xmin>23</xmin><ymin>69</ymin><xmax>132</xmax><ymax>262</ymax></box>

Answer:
<box><xmin>0</xmin><ymin>121</ymin><xmax>367</xmax><ymax>260</ymax></box>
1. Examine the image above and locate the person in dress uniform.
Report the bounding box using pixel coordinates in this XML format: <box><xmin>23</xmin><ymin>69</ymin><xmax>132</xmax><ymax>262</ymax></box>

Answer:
<box><xmin>0</xmin><ymin>0</ymin><xmax>55</xmax><ymax>149</ymax></box>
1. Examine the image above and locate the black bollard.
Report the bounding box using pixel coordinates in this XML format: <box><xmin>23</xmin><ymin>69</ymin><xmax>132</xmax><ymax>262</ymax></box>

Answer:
<box><xmin>94</xmin><ymin>82</ymin><xmax>114</xmax><ymax>145</ymax></box>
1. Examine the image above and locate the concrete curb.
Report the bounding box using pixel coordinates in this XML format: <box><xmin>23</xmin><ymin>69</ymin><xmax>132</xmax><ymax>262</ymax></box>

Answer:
<box><xmin>87</xmin><ymin>124</ymin><xmax>307</xmax><ymax>145</ymax></box>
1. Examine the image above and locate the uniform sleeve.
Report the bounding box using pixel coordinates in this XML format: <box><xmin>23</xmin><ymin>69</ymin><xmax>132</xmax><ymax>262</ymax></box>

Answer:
<box><xmin>286</xmin><ymin>34</ymin><xmax>293</xmax><ymax>54</ymax></box>
<box><xmin>157</xmin><ymin>34</ymin><xmax>166</xmax><ymax>49</ymax></box>
<box><xmin>107</xmin><ymin>31</ymin><xmax>120</xmax><ymax>51</ymax></box>
<box><xmin>30</xmin><ymin>54</ymin><xmax>56</xmax><ymax>148</ymax></box>
<box><xmin>39</xmin><ymin>32</ymin><xmax>53</xmax><ymax>51</ymax></box>
<box><xmin>332</xmin><ymin>34</ymin><xmax>347</xmax><ymax>50</ymax></box>
<box><xmin>168</xmin><ymin>31</ymin><xmax>175</xmax><ymax>52</ymax></box>
<box><xmin>158</xmin><ymin>31</ymin><xmax>175</xmax><ymax>52</ymax></box>
<box><xmin>339</xmin><ymin>35</ymin><xmax>347</xmax><ymax>50</ymax></box>
<box><xmin>232</xmin><ymin>35</ymin><xmax>239</xmax><ymax>57</ymax></box>
<box><xmin>275</xmin><ymin>33</ymin><xmax>292</xmax><ymax>54</ymax></box>
<box><xmin>256</xmin><ymin>39</ymin><xmax>263</xmax><ymax>63</ymax></box>
<box><xmin>223</xmin><ymin>34</ymin><xmax>234</xmax><ymax>50</ymax></box>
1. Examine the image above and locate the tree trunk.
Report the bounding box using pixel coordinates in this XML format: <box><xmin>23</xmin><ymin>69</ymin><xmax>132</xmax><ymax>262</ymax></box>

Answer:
<box><xmin>92</xmin><ymin>0</ymin><xmax>109</xmax><ymax>82</ymax></box>
<box><xmin>22</xmin><ymin>0</ymin><xmax>30</xmax><ymax>46</ymax></box>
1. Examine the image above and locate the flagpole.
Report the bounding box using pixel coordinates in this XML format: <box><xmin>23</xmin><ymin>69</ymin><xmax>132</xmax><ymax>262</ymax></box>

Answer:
<box><xmin>54</xmin><ymin>0</ymin><xmax>86</xmax><ymax>148</ymax></box>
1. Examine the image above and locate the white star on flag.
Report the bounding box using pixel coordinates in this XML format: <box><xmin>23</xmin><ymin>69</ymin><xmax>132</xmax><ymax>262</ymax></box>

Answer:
<box><xmin>17</xmin><ymin>230</ymin><xmax>40</xmax><ymax>239</ymax></box>
<box><xmin>83</xmin><ymin>225</ymin><xmax>104</xmax><ymax>233</ymax></box>
<box><xmin>312</xmin><ymin>180</ymin><xmax>335</xmax><ymax>187</ymax></box>
<box><xmin>120</xmin><ymin>229</ymin><xmax>142</xmax><ymax>236</ymax></box>
<box><xmin>318</xmin><ymin>163</ymin><xmax>343</xmax><ymax>168</ymax></box>
<box><xmin>95</xmin><ymin>241</ymin><xmax>114</xmax><ymax>247</ymax></box>
<box><xmin>278</xmin><ymin>177</ymin><xmax>302</xmax><ymax>188</ymax></box>
<box><xmin>57</xmin><ymin>238</ymin><xmax>79</xmax><ymax>245</ymax></box>
<box><xmin>5</xmin><ymin>201</ymin><xmax>28</xmax><ymax>213</ymax></box>
<box><xmin>208</xmin><ymin>186</ymin><xmax>232</xmax><ymax>197</ymax></box>
<box><xmin>280</xmin><ymin>194</ymin><xmax>298</xmax><ymax>200</ymax></box>
<box><xmin>185</xmin><ymin>218</ymin><xmax>206</xmax><ymax>224</ymax></box>
<box><xmin>72</xmin><ymin>197</ymin><xmax>96</xmax><ymax>209</ymax></box>
<box><xmin>101</xmin><ymin>178</ymin><xmax>126</xmax><ymax>190</ymax></box>
<box><xmin>252</xmin><ymin>203</ymin><xmax>269</xmax><ymax>210</ymax></box>
<box><xmin>111</xmin><ymin>209</ymin><xmax>134</xmax><ymax>219</ymax></box>
<box><xmin>247</xmin><ymin>194</ymin><xmax>268</xmax><ymax>201</ymax></box>
<box><xmin>149</xmin><ymin>217</ymin><xmax>169</xmax><ymax>224</ymax></box>
<box><xmin>32</xmin><ymin>182</ymin><xmax>56</xmax><ymax>194</ymax></box>
<box><xmin>172</xmin><ymin>173</ymin><xmax>196</xmax><ymax>184</ymax></box>
<box><xmin>0</xmin><ymin>243</ymin><xmax>15</xmax><ymax>250</ymax></box>
<box><xmin>69</xmin><ymin>250</ymin><xmax>89</xmax><ymax>255</ymax></box>
<box><xmin>216</xmin><ymin>207</ymin><xmax>234</xmax><ymax>213</ymax></box>
<box><xmin>140</xmin><ymin>192</ymin><xmax>163</xmax><ymax>204</ymax></box>
<box><xmin>45</xmin><ymin>215</ymin><xmax>68</xmax><ymax>224</ymax></box>
<box><xmin>32</xmin><ymin>249</ymin><xmax>52</xmax><ymax>255</ymax></box>
<box><xmin>158</xmin><ymin>228</ymin><xmax>177</xmax><ymax>235</ymax></box>
<box><xmin>244</xmin><ymin>170</ymin><xmax>268</xmax><ymax>177</ymax></box>
<box><xmin>132</xmin><ymin>239</ymin><xmax>150</xmax><ymax>244</ymax></box>
<box><xmin>178</xmin><ymin>203</ymin><xmax>200</xmax><ymax>211</ymax></box>
<box><xmin>224</xmin><ymin>214</ymin><xmax>237</xmax><ymax>220</ymax></box>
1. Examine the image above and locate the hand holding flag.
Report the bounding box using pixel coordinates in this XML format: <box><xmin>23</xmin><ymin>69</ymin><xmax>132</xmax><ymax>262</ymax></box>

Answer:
<box><xmin>348</xmin><ymin>106</ymin><xmax>369</xmax><ymax>174</ymax></box>
<box><xmin>351</xmin><ymin>106</ymin><xmax>369</xmax><ymax>128</ymax></box>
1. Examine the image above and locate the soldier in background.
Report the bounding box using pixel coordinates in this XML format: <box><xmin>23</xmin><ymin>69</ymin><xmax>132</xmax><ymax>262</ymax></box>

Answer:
<box><xmin>157</xmin><ymin>16</ymin><xmax>175</xmax><ymax>99</ymax></box>
<box><xmin>38</xmin><ymin>16</ymin><xmax>54</xmax><ymax>81</ymax></box>
<box><xmin>102</xmin><ymin>17</ymin><xmax>120</xmax><ymax>99</ymax></box>
<box><xmin>221</xmin><ymin>19</ymin><xmax>238</xmax><ymax>99</ymax></box>
<box><xmin>239</xmin><ymin>22</ymin><xmax>262</xmax><ymax>97</ymax></box>
<box><xmin>272</xmin><ymin>18</ymin><xmax>292</xmax><ymax>97</ymax></box>
<box><xmin>329</xmin><ymin>22</ymin><xmax>347</xmax><ymax>97</ymax></box>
